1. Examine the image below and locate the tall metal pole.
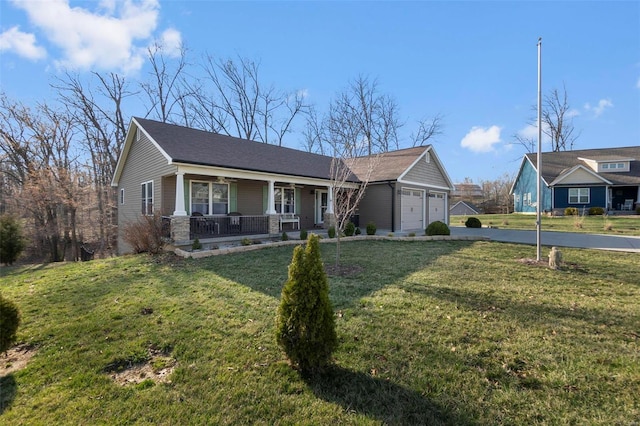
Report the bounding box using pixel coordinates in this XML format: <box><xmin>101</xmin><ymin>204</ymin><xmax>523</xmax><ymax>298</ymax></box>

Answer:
<box><xmin>536</xmin><ymin>37</ymin><xmax>542</xmax><ymax>261</ymax></box>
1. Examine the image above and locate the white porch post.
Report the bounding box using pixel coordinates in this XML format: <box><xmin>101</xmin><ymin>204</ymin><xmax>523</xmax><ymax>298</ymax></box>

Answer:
<box><xmin>265</xmin><ymin>180</ymin><xmax>277</xmax><ymax>214</ymax></box>
<box><xmin>326</xmin><ymin>185</ymin><xmax>334</xmax><ymax>214</ymax></box>
<box><xmin>173</xmin><ymin>171</ymin><xmax>187</xmax><ymax>216</ymax></box>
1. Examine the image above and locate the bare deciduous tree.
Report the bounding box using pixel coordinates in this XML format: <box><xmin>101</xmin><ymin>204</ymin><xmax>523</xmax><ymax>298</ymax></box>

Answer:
<box><xmin>190</xmin><ymin>55</ymin><xmax>309</xmax><ymax>145</ymax></box>
<box><xmin>514</xmin><ymin>84</ymin><xmax>579</xmax><ymax>153</ymax></box>
<box><xmin>411</xmin><ymin>113</ymin><xmax>444</xmax><ymax>146</ymax></box>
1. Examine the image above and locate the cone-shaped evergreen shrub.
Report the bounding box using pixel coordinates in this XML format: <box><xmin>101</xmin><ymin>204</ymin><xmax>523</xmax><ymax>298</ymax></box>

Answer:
<box><xmin>0</xmin><ymin>214</ymin><xmax>26</xmax><ymax>266</ymax></box>
<box><xmin>275</xmin><ymin>234</ymin><xmax>337</xmax><ymax>373</ymax></box>
<box><xmin>0</xmin><ymin>294</ymin><xmax>20</xmax><ymax>353</ymax></box>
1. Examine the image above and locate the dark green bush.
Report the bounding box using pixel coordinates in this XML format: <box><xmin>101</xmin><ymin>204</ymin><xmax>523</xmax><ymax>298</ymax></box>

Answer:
<box><xmin>588</xmin><ymin>207</ymin><xmax>605</xmax><ymax>216</ymax></box>
<box><xmin>344</xmin><ymin>221</ymin><xmax>355</xmax><ymax>237</ymax></box>
<box><xmin>355</xmin><ymin>227</ymin><xmax>362</xmax><ymax>235</ymax></box>
<box><xmin>0</xmin><ymin>294</ymin><xmax>20</xmax><ymax>353</ymax></box>
<box><xmin>275</xmin><ymin>234</ymin><xmax>337</xmax><ymax>373</ymax></box>
<box><xmin>564</xmin><ymin>207</ymin><xmax>578</xmax><ymax>216</ymax></box>
<box><xmin>281</xmin><ymin>231</ymin><xmax>289</xmax><ymax>241</ymax></box>
<box><xmin>191</xmin><ymin>238</ymin><xmax>202</xmax><ymax>250</ymax></box>
<box><xmin>299</xmin><ymin>229</ymin><xmax>308</xmax><ymax>241</ymax></box>
<box><xmin>465</xmin><ymin>217</ymin><xmax>482</xmax><ymax>228</ymax></box>
<box><xmin>0</xmin><ymin>214</ymin><xmax>26</xmax><ymax>266</ymax></box>
<box><xmin>366</xmin><ymin>222</ymin><xmax>376</xmax><ymax>235</ymax></box>
<box><xmin>327</xmin><ymin>226</ymin><xmax>336</xmax><ymax>238</ymax></box>
<box><xmin>425</xmin><ymin>221</ymin><xmax>450</xmax><ymax>236</ymax></box>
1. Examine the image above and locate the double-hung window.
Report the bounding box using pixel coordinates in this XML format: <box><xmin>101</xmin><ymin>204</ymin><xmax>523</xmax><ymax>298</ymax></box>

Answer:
<box><xmin>568</xmin><ymin>188</ymin><xmax>589</xmax><ymax>204</ymax></box>
<box><xmin>190</xmin><ymin>181</ymin><xmax>229</xmax><ymax>215</ymax></box>
<box><xmin>141</xmin><ymin>181</ymin><xmax>153</xmax><ymax>215</ymax></box>
<box><xmin>274</xmin><ymin>187</ymin><xmax>295</xmax><ymax>213</ymax></box>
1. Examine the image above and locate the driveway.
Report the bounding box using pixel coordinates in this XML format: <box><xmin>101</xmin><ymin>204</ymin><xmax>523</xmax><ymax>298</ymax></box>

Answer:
<box><xmin>449</xmin><ymin>226</ymin><xmax>640</xmax><ymax>253</ymax></box>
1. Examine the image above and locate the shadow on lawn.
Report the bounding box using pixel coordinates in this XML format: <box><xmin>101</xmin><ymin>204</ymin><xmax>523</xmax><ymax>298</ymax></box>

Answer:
<box><xmin>205</xmin><ymin>240</ymin><xmax>475</xmax><ymax>310</ymax></box>
<box><xmin>0</xmin><ymin>374</ymin><xmax>17</xmax><ymax>414</ymax></box>
<box><xmin>303</xmin><ymin>365</ymin><xmax>474</xmax><ymax>425</ymax></box>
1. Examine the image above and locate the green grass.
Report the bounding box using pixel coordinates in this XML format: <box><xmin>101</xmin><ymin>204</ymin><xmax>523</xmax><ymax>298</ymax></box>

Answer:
<box><xmin>1</xmin><ymin>240</ymin><xmax>639</xmax><ymax>424</ymax></box>
<box><xmin>452</xmin><ymin>213</ymin><xmax>640</xmax><ymax>236</ymax></box>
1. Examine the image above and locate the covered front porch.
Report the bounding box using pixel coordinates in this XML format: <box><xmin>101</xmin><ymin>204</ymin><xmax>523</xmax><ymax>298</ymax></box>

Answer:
<box><xmin>160</xmin><ymin>165</ymin><xmax>341</xmax><ymax>245</ymax></box>
<box><xmin>609</xmin><ymin>185</ymin><xmax>640</xmax><ymax>212</ymax></box>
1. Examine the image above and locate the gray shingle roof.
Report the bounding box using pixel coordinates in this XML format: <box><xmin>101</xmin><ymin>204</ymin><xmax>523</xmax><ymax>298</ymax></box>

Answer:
<box><xmin>525</xmin><ymin>146</ymin><xmax>640</xmax><ymax>185</ymax></box>
<box><xmin>349</xmin><ymin>146</ymin><xmax>428</xmax><ymax>182</ymax></box>
<box><xmin>134</xmin><ymin>117</ymin><xmax>358</xmax><ymax>182</ymax></box>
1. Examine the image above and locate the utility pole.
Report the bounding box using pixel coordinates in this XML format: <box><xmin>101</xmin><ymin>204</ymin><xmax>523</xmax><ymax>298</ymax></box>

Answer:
<box><xmin>536</xmin><ymin>37</ymin><xmax>543</xmax><ymax>261</ymax></box>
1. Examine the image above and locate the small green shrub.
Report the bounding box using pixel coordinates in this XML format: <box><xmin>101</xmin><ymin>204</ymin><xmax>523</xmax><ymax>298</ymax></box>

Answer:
<box><xmin>589</xmin><ymin>207</ymin><xmax>605</xmax><ymax>216</ymax></box>
<box><xmin>355</xmin><ymin>227</ymin><xmax>362</xmax><ymax>235</ymax></box>
<box><xmin>327</xmin><ymin>226</ymin><xmax>336</xmax><ymax>238</ymax></box>
<box><xmin>191</xmin><ymin>238</ymin><xmax>202</xmax><ymax>250</ymax></box>
<box><xmin>344</xmin><ymin>221</ymin><xmax>355</xmax><ymax>237</ymax></box>
<box><xmin>0</xmin><ymin>214</ymin><xmax>26</xmax><ymax>265</ymax></box>
<box><xmin>241</xmin><ymin>238</ymin><xmax>252</xmax><ymax>246</ymax></box>
<box><xmin>564</xmin><ymin>207</ymin><xmax>578</xmax><ymax>216</ymax></box>
<box><xmin>366</xmin><ymin>222</ymin><xmax>376</xmax><ymax>235</ymax></box>
<box><xmin>426</xmin><ymin>221</ymin><xmax>451</xmax><ymax>236</ymax></box>
<box><xmin>465</xmin><ymin>217</ymin><xmax>482</xmax><ymax>228</ymax></box>
<box><xmin>636</xmin><ymin>206</ymin><xmax>640</xmax><ymax>215</ymax></box>
<box><xmin>281</xmin><ymin>232</ymin><xmax>289</xmax><ymax>241</ymax></box>
<box><xmin>299</xmin><ymin>229</ymin><xmax>308</xmax><ymax>241</ymax></box>
<box><xmin>0</xmin><ymin>294</ymin><xmax>21</xmax><ymax>353</ymax></box>
<box><xmin>275</xmin><ymin>234</ymin><xmax>337</xmax><ymax>373</ymax></box>
<box><xmin>408</xmin><ymin>232</ymin><xmax>416</xmax><ymax>237</ymax></box>
<box><xmin>387</xmin><ymin>233</ymin><xmax>394</xmax><ymax>237</ymax></box>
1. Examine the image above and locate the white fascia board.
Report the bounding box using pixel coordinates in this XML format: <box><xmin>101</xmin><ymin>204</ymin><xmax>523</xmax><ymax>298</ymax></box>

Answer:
<box><xmin>111</xmin><ymin>117</ymin><xmax>173</xmax><ymax>187</ymax></box>
<box><xmin>396</xmin><ymin>146</ymin><xmax>455</xmax><ymax>191</ymax></box>
<box><xmin>396</xmin><ymin>178</ymin><xmax>451</xmax><ymax>191</ymax></box>
<box><xmin>175</xmin><ymin>163</ymin><xmax>359</xmax><ymax>188</ymax></box>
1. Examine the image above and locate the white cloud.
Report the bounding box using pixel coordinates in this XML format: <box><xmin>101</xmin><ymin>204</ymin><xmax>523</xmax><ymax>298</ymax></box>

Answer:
<box><xmin>460</xmin><ymin>125</ymin><xmax>502</xmax><ymax>153</ymax></box>
<box><xmin>0</xmin><ymin>26</ymin><xmax>47</xmax><ymax>60</ymax></box>
<box><xmin>584</xmin><ymin>98</ymin><xmax>613</xmax><ymax>117</ymax></box>
<box><xmin>636</xmin><ymin>77</ymin><xmax>640</xmax><ymax>89</ymax></box>
<box><xmin>10</xmin><ymin>0</ymin><xmax>173</xmax><ymax>73</ymax></box>
<box><xmin>159</xmin><ymin>28</ymin><xmax>182</xmax><ymax>58</ymax></box>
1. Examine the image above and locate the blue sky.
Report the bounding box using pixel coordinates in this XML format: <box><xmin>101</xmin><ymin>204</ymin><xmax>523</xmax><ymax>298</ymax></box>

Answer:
<box><xmin>1</xmin><ymin>0</ymin><xmax>639</xmax><ymax>183</ymax></box>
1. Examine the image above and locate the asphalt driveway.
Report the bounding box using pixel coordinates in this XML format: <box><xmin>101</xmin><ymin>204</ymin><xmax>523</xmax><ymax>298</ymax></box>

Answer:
<box><xmin>449</xmin><ymin>226</ymin><xmax>640</xmax><ymax>253</ymax></box>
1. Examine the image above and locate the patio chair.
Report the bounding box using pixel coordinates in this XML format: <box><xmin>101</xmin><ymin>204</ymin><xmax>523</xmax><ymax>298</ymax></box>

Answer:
<box><xmin>622</xmin><ymin>199</ymin><xmax>634</xmax><ymax>211</ymax></box>
<box><xmin>228</xmin><ymin>212</ymin><xmax>242</xmax><ymax>233</ymax></box>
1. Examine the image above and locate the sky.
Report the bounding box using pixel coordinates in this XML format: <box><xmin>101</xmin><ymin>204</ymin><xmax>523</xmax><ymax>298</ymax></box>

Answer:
<box><xmin>1</xmin><ymin>0</ymin><xmax>639</xmax><ymax>184</ymax></box>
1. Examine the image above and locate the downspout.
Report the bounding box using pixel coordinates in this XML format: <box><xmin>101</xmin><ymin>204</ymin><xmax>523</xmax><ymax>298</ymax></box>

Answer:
<box><xmin>387</xmin><ymin>181</ymin><xmax>395</xmax><ymax>232</ymax></box>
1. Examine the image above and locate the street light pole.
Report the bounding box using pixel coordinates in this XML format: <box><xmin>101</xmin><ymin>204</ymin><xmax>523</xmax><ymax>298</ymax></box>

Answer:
<box><xmin>536</xmin><ymin>37</ymin><xmax>542</xmax><ymax>261</ymax></box>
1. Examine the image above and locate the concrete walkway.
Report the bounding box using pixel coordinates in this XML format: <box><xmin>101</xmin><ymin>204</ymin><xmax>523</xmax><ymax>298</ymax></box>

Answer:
<box><xmin>449</xmin><ymin>226</ymin><xmax>640</xmax><ymax>253</ymax></box>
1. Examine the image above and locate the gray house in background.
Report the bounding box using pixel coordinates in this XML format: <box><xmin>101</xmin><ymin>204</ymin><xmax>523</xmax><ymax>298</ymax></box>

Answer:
<box><xmin>450</xmin><ymin>201</ymin><xmax>480</xmax><ymax>216</ymax></box>
<box><xmin>111</xmin><ymin>118</ymin><xmax>453</xmax><ymax>253</ymax></box>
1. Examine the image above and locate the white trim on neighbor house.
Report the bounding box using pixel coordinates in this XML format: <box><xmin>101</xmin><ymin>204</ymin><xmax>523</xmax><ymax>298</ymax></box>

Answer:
<box><xmin>568</xmin><ymin>187</ymin><xmax>590</xmax><ymax>204</ymax></box>
<box><xmin>549</xmin><ymin>165</ymin><xmax>612</xmax><ymax>186</ymax></box>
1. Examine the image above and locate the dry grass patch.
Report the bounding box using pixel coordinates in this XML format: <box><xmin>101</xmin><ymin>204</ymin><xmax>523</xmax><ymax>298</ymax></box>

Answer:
<box><xmin>1</xmin><ymin>344</ymin><xmax>37</xmax><ymax>377</ymax></box>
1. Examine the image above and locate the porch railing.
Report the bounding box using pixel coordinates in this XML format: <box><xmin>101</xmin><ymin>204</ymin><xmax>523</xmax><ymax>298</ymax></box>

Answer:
<box><xmin>190</xmin><ymin>215</ymin><xmax>270</xmax><ymax>239</ymax></box>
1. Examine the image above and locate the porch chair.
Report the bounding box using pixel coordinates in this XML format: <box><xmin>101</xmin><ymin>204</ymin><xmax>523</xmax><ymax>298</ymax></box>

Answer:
<box><xmin>228</xmin><ymin>212</ymin><xmax>242</xmax><ymax>233</ymax></box>
<box><xmin>622</xmin><ymin>199</ymin><xmax>634</xmax><ymax>211</ymax></box>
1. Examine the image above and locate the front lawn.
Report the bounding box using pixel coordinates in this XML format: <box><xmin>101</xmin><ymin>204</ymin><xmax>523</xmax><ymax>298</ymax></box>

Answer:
<box><xmin>452</xmin><ymin>213</ymin><xmax>640</xmax><ymax>236</ymax></box>
<box><xmin>1</xmin><ymin>240</ymin><xmax>638</xmax><ymax>424</ymax></box>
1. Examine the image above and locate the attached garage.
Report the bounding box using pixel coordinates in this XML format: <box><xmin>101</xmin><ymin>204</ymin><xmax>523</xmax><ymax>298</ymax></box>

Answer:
<box><xmin>428</xmin><ymin>192</ymin><xmax>446</xmax><ymax>224</ymax></box>
<box><xmin>401</xmin><ymin>188</ymin><xmax>424</xmax><ymax>230</ymax></box>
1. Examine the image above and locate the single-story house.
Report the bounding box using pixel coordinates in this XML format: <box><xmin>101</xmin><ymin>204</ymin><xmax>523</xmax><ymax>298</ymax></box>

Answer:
<box><xmin>510</xmin><ymin>146</ymin><xmax>640</xmax><ymax>214</ymax></box>
<box><xmin>111</xmin><ymin>117</ymin><xmax>454</xmax><ymax>253</ymax></box>
<box><xmin>449</xmin><ymin>201</ymin><xmax>481</xmax><ymax>216</ymax></box>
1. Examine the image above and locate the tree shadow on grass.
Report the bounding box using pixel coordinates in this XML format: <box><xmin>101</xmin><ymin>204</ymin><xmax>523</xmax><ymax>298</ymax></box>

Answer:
<box><xmin>0</xmin><ymin>374</ymin><xmax>17</xmax><ymax>414</ymax></box>
<box><xmin>303</xmin><ymin>365</ymin><xmax>475</xmax><ymax>425</ymax></box>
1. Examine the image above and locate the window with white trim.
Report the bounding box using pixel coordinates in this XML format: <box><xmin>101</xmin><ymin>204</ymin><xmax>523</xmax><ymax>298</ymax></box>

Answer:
<box><xmin>141</xmin><ymin>181</ymin><xmax>153</xmax><ymax>215</ymax></box>
<box><xmin>275</xmin><ymin>187</ymin><xmax>295</xmax><ymax>213</ymax></box>
<box><xmin>568</xmin><ymin>188</ymin><xmax>589</xmax><ymax>204</ymax></box>
<box><xmin>190</xmin><ymin>181</ymin><xmax>229</xmax><ymax>215</ymax></box>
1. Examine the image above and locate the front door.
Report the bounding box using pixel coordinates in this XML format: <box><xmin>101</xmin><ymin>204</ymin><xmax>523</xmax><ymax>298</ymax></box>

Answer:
<box><xmin>315</xmin><ymin>190</ymin><xmax>328</xmax><ymax>224</ymax></box>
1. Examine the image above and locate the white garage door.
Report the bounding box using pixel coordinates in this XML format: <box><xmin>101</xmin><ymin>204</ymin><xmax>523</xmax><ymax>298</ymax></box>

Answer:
<box><xmin>428</xmin><ymin>192</ymin><xmax>446</xmax><ymax>224</ymax></box>
<box><xmin>401</xmin><ymin>189</ymin><xmax>424</xmax><ymax>230</ymax></box>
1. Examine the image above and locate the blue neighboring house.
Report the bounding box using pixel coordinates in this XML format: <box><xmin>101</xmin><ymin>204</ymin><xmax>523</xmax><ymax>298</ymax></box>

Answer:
<box><xmin>511</xmin><ymin>146</ymin><xmax>640</xmax><ymax>214</ymax></box>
